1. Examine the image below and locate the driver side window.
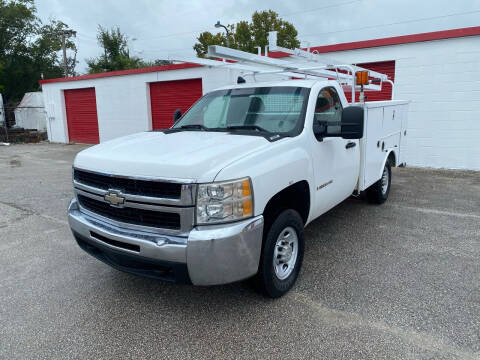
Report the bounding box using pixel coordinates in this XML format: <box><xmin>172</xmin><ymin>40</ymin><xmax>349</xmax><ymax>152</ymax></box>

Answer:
<box><xmin>314</xmin><ymin>87</ymin><xmax>343</xmax><ymax>124</ymax></box>
<box><xmin>312</xmin><ymin>87</ymin><xmax>343</xmax><ymax>139</ymax></box>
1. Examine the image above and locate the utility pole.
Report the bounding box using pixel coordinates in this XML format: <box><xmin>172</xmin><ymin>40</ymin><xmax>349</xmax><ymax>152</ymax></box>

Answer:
<box><xmin>58</xmin><ymin>29</ymin><xmax>77</xmax><ymax>77</ymax></box>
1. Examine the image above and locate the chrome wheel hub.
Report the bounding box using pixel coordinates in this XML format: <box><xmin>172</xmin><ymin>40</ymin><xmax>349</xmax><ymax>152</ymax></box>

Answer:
<box><xmin>381</xmin><ymin>165</ymin><xmax>389</xmax><ymax>195</ymax></box>
<box><xmin>273</xmin><ymin>226</ymin><xmax>298</xmax><ymax>280</ymax></box>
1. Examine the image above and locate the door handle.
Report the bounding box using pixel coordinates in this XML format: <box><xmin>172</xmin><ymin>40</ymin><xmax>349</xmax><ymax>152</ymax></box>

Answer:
<box><xmin>345</xmin><ymin>142</ymin><xmax>356</xmax><ymax>149</ymax></box>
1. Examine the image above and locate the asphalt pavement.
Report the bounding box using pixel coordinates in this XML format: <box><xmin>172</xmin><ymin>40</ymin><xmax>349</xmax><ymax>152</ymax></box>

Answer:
<box><xmin>1</xmin><ymin>143</ymin><xmax>479</xmax><ymax>360</ymax></box>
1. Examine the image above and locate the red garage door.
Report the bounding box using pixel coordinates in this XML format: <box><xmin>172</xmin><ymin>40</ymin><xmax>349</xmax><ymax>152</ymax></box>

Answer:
<box><xmin>64</xmin><ymin>88</ymin><xmax>99</xmax><ymax>144</ymax></box>
<box><xmin>344</xmin><ymin>60</ymin><xmax>395</xmax><ymax>103</ymax></box>
<box><xmin>150</xmin><ymin>78</ymin><xmax>203</xmax><ymax>129</ymax></box>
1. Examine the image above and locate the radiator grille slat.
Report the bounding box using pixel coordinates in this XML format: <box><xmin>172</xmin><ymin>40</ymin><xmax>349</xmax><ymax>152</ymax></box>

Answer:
<box><xmin>74</xmin><ymin>169</ymin><xmax>182</xmax><ymax>199</ymax></box>
<box><xmin>78</xmin><ymin>195</ymin><xmax>180</xmax><ymax>230</ymax></box>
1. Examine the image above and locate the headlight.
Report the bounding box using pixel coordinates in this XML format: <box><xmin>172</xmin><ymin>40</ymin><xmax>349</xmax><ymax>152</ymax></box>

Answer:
<box><xmin>196</xmin><ymin>177</ymin><xmax>253</xmax><ymax>225</ymax></box>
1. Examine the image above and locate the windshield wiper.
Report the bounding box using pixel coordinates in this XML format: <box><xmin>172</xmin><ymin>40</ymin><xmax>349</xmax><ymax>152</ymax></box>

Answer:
<box><xmin>178</xmin><ymin>124</ymin><xmax>208</xmax><ymax>131</ymax></box>
<box><xmin>226</xmin><ymin>125</ymin><xmax>269</xmax><ymax>132</ymax></box>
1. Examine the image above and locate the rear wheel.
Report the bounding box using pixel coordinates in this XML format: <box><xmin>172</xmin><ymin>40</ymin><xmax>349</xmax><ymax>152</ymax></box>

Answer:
<box><xmin>366</xmin><ymin>160</ymin><xmax>391</xmax><ymax>204</ymax></box>
<box><xmin>255</xmin><ymin>209</ymin><xmax>305</xmax><ymax>298</ymax></box>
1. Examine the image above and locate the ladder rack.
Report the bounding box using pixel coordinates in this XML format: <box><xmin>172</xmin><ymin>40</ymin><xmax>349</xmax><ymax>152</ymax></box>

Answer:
<box><xmin>170</xmin><ymin>31</ymin><xmax>394</xmax><ymax>102</ymax></box>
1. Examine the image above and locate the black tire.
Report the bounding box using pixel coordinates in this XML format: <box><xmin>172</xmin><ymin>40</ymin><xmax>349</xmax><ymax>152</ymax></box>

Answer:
<box><xmin>366</xmin><ymin>160</ymin><xmax>391</xmax><ymax>204</ymax></box>
<box><xmin>255</xmin><ymin>209</ymin><xmax>305</xmax><ymax>298</ymax></box>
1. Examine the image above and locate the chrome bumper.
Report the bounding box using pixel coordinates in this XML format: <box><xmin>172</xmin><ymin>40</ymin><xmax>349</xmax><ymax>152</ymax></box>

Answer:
<box><xmin>68</xmin><ymin>198</ymin><xmax>264</xmax><ymax>285</ymax></box>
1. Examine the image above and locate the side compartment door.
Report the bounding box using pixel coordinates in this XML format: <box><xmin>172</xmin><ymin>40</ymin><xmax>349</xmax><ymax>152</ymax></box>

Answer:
<box><xmin>310</xmin><ymin>87</ymin><xmax>359</xmax><ymax>216</ymax></box>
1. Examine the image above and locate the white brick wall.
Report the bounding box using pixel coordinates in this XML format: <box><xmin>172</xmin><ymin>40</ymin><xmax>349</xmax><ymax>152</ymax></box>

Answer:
<box><xmin>318</xmin><ymin>36</ymin><xmax>480</xmax><ymax>170</ymax></box>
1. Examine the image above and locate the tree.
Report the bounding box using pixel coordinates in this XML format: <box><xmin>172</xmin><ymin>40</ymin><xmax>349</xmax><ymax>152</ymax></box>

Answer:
<box><xmin>87</xmin><ymin>26</ymin><xmax>147</xmax><ymax>74</ymax></box>
<box><xmin>36</xmin><ymin>20</ymin><xmax>78</xmax><ymax>77</ymax></box>
<box><xmin>0</xmin><ymin>0</ymin><xmax>76</xmax><ymax>106</ymax></box>
<box><xmin>193</xmin><ymin>10</ymin><xmax>300</xmax><ymax>57</ymax></box>
<box><xmin>193</xmin><ymin>31</ymin><xmax>227</xmax><ymax>59</ymax></box>
<box><xmin>0</xmin><ymin>0</ymin><xmax>37</xmax><ymax>59</ymax></box>
<box><xmin>251</xmin><ymin>10</ymin><xmax>299</xmax><ymax>50</ymax></box>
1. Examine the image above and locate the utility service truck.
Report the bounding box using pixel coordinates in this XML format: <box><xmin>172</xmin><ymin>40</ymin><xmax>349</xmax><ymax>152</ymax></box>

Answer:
<box><xmin>68</xmin><ymin>38</ymin><xmax>408</xmax><ymax>297</ymax></box>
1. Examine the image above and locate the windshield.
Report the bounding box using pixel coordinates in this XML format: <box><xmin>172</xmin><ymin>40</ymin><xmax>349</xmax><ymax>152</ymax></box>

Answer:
<box><xmin>173</xmin><ymin>86</ymin><xmax>310</xmax><ymax>135</ymax></box>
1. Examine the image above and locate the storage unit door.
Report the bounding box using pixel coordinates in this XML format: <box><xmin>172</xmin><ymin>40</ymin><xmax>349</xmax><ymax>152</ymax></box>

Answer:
<box><xmin>64</xmin><ymin>88</ymin><xmax>99</xmax><ymax>144</ymax></box>
<box><xmin>150</xmin><ymin>78</ymin><xmax>203</xmax><ymax>129</ymax></box>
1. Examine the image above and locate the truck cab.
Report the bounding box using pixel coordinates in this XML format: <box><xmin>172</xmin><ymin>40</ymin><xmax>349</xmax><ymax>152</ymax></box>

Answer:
<box><xmin>68</xmin><ymin>78</ymin><xmax>408</xmax><ymax>298</ymax></box>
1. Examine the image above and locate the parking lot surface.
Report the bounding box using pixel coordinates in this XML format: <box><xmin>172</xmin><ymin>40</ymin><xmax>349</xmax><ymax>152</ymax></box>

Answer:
<box><xmin>1</xmin><ymin>143</ymin><xmax>479</xmax><ymax>360</ymax></box>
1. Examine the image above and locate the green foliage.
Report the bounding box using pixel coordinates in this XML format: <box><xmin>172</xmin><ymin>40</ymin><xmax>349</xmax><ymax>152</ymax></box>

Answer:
<box><xmin>0</xmin><ymin>0</ymin><xmax>77</xmax><ymax>106</ymax></box>
<box><xmin>87</xmin><ymin>26</ymin><xmax>149</xmax><ymax>74</ymax></box>
<box><xmin>234</xmin><ymin>21</ymin><xmax>254</xmax><ymax>52</ymax></box>
<box><xmin>251</xmin><ymin>10</ymin><xmax>299</xmax><ymax>50</ymax></box>
<box><xmin>193</xmin><ymin>10</ymin><xmax>300</xmax><ymax>57</ymax></box>
<box><xmin>0</xmin><ymin>0</ymin><xmax>38</xmax><ymax>58</ymax></box>
<box><xmin>193</xmin><ymin>31</ymin><xmax>228</xmax><ymax>59</ymax></box>
<box><xmin>36</xmin><ymin>20</ymin><xmax>78</xmax><ymax>77</ymax></box>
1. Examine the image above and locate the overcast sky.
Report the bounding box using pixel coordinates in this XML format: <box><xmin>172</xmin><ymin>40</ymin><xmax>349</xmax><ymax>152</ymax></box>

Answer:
<box><xmin>35</xmin><ymin>0</ymin><xmax>480</xmax><ymax>73</ymax></box>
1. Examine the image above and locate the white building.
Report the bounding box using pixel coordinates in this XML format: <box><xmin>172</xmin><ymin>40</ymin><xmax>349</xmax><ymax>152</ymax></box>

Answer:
<box><xmin>40</xmin><ymin>26</ymin><xmax>480</xmax><ymax>170</ymax></box>
<box><xmin>14</xmin><ymin>92</ymin><xmax>45</xmax><ymax>131</ymax></box>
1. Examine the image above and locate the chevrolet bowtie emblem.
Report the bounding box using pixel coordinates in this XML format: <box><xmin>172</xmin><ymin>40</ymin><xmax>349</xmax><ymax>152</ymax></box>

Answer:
<box><xmin>104</xmin><ymin>190</ymin><xmax>125</xmax><ymax>207</ymax></box>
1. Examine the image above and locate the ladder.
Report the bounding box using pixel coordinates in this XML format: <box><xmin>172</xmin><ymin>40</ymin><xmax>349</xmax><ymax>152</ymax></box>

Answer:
<box><xmin>171</xmin><ymin>31</ymin><xmax>394</xmax><ymax>102</ymax></box>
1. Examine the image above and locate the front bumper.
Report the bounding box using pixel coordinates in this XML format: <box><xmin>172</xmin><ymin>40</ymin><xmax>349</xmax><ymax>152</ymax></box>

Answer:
<box><xmin>68</xmin><ymin>198</ymin><xmax>264</xmax><ymax>285</ymax></box>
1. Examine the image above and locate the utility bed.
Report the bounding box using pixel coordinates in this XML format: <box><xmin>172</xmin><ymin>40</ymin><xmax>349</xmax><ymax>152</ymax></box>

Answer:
<box><xmin>358</xmin><ymin>100</ymin><xmax>409</xmax><ymax>191</ymax></box>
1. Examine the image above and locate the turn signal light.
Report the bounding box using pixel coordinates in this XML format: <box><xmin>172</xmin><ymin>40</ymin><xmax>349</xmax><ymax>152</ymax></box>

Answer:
<box><xmin>356</xmin><ymin>71</ymin><xmax>369</xmax><ymax>85</ymax></box>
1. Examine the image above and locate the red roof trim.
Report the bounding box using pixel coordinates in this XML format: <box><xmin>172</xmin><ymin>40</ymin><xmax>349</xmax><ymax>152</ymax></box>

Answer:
<box><xmin>38</xmin><ymin>63</ymin><xmax>202</xmax><ymax>84</ymax></box>
<box><xmin>308</xmin><ymin>26</ymin><xmax>480</xmax><ymax>54</ymax></box>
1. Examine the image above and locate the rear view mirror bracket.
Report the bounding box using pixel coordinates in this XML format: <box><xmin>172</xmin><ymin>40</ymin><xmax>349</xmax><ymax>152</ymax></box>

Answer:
<box><xmin>173</xmin><ymin>109</ymin><xmax>182</xmax><ymax>124</ymax></box>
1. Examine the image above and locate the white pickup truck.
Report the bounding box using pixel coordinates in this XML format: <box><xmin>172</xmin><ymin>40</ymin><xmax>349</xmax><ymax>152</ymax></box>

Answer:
<box><xmin>68</xmin><ymin>79</ymin><xmax>408</xmax><ymax>297</ymax></box>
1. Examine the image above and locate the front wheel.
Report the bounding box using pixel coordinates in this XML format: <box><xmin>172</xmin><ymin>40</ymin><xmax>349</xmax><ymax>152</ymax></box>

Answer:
<box><xmin>255</xmin><ymin>209</ymin><xmax>305</xmax><ymax>298</ymax></box>
<box><xmin>366</xmin><ymin>161</ymin><xmax>391</xmax><ymax>204</ymax></box>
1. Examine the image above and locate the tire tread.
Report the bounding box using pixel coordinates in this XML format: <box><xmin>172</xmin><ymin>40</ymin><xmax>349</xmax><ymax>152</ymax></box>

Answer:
<box><xmin>255</xmin><ymin>209</ymin><xmax>305</xmax><ymax>298</ymax></box>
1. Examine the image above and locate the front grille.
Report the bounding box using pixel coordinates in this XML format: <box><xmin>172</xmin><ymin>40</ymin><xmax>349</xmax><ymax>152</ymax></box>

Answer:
<box><xmin>78</xmin><ymin>194</ymin><xmax>180</xmax><ymax>230</ymax></box>
<box><xmin>74</xmin><ymin>169</ymin><xmax>182</xmax><ymax>199</ymax></box>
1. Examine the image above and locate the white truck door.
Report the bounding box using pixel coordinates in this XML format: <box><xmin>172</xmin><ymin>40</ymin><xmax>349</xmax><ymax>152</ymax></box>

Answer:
<box><xmin>310</xmin><ymin>87</ymin><xmax>359</xmax><ymax>216</ymax></box>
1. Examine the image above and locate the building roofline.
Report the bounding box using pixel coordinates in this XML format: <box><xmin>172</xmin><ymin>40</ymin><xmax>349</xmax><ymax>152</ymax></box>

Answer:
<box><xmin>38</xmin><ymin>63</ymin><xmax>202</xmax><ymax>84</ymax></box>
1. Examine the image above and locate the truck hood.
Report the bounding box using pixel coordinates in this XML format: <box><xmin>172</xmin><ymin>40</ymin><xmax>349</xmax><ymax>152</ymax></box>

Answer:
<box><xmin>74</xmin><ymin>131</ymin><xmax>271</xmax><ymax>182</ymax></box>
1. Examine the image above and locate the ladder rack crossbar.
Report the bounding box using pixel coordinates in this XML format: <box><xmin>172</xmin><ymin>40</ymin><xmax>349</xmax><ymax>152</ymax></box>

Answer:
<box><xmin>206</xmin><ymin>45</ymin><xmax>390</xmax><ymax>99</ymax></box>
<box><xmin>170</xmin><ymin>38</ymin><xmax>393</xmax><ymax>101</ymax></box>
<box><xmin>272</xmin><ymin>45</ymin><xmax>388</xmax><ymax>81</ymax></box>
<box><xmin>207</xmin><ymin>45</ymin><xmax>388</xmax><ymax>83</ymax></box>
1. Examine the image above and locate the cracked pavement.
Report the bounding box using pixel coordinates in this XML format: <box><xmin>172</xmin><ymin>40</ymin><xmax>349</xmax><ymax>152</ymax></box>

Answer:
<box><xmin>1</xmin><ymin>143</ymin><xmax>479</xmax><ymax>359</ymax></box>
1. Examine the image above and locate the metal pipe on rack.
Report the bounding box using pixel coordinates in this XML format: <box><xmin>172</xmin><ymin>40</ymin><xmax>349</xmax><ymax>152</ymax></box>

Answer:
<box><xmin>334</xmin><ymin>65</ymin><xmax>356</xmax><ymax>103</ymax></box>
<box><xmin>385</xmin><ymin>79</ymin><xmax>395</xmax><ymax>100</ymax></box>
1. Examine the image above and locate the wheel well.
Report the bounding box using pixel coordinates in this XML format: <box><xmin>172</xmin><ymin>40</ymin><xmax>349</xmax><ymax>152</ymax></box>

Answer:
<box><xmin>388</xmin><ymin>151</ymin><xmax>396</xmax><ymax>167</ymax></box>
<box><xmin>262</xmin><ymin>181</ymin><xmax>310</xmax><ymax>230</ymax></box>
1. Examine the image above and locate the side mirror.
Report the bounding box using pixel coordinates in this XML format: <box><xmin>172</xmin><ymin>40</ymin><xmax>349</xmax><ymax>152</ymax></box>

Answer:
<box><xmin>313</xmin><ymin>119</ymin><xmax>327</xmax><ymax>138</ymax></box>
<box><xmin>313</xmin><ymin>106</ymin><xmax>364</xmax><ymax>140</ymax></box>
<box><xmin>340</xmin><ymin>106</ymin><xmax>364</xmax><ymax>139</ymax></box>
<box><xmin>173</xmin><ymin>109</ymin><xmax>182</xmax><ymax>123</ymax></box>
